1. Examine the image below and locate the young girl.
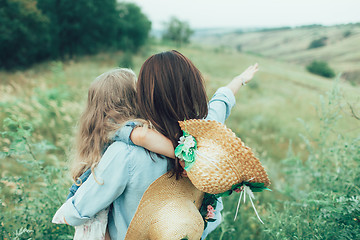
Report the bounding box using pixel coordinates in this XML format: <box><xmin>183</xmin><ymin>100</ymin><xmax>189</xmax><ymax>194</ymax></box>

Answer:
<box><xmin>53</xmin><ymin>68</ymin><xmax>175</xmax><ymax>239</ymax></box>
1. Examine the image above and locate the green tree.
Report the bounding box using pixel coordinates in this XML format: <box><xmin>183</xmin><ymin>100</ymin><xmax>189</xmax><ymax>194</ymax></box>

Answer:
<box><xmin>0</xmin><ymin>0</ymin><xmax>151</xmax><ymax>70</ymax></box>
<box><xmin>0</xmin><ymin>0</ymin><xmax>51</xmax><ymax>69</ymax></box>
<box><xmin>37</xmin><ymin>0</ymin><xmax>119</xmax><ymax>58</ymax></box>
<box><xmin>162</xmin><ymin>17</ymin><xmax>193</xmax><ymax>46</ymax></box>
<box><xmin>115</xmin><ymin>2</ymin><xmax>152</xmax><ymax>51</ymax></box>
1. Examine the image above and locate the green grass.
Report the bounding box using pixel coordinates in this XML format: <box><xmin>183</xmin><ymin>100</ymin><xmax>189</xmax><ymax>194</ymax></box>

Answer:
<box><xmin>175</xmin><ymin>45</ymin><xmax>359</xmax><ymax>161</ymax></box>
<box><xmin>195</xmin><ymin>24</ymin><xmax>360</xmax><ymax>84</ymax></box>
<box><xmin>0</xmin><ymin>43</ymin><xmax>359</xmax><ymax>239</ymax></box>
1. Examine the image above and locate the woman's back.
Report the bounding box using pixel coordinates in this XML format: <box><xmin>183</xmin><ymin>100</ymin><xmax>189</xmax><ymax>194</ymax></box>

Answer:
<box><xmin>103</xmin><ymin>141</ymin><xmax>168</xmax><ymax>239</ymax></box>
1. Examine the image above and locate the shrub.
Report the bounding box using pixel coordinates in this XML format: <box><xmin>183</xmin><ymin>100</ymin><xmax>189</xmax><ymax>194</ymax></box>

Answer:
<box><xmin>306</xmin><ymin>60</ymin><xmax>336</xmax><ymax>78</ymax></box>
<box><xmin>343</xmin><ymin>30</ymin><xmax>352</xmax><ymax>38</ymax></box>
<box><xmin>0</xmin><ymin>117</ymin><xmax>74</xmax><ymax>239</ymax></box>
<box><xmin>308</xmin><ymin>37</ymin><xmax>327</xmax><ymax>49</ymax></box>
<box><xmin>235</xmin><ymin>44</ymin><xmax>242</xmax><ymax>52</ymax></box>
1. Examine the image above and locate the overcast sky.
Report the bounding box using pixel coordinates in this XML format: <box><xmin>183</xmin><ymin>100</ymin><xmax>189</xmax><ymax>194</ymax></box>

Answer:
<box><xmin>125</xmin><ymin>0</ymin><xmax>360</xmax><ymax>29</ymax></box>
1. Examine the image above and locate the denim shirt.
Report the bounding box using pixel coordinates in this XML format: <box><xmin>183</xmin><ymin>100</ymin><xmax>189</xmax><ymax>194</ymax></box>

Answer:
<box><xmin>66</xmin><ymin>123</ymin><xmax>137</xmax><ymax>200</ymax></box>
<box><xmin>60</xmin><ymin>87</ymin><xmax>235</xmax><ymax>240</ymax></box>
<box><xmin>67</xmin><ymin>169</ymin><xmax>91</xmax><ymax>200</ymax></box>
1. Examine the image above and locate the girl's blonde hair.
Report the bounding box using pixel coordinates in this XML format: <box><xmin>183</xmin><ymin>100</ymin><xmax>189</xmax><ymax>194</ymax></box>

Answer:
<box><xmin>71</xmin><ymin>68</ymin><xmax>138</xmax><ymax>182</ymax></box>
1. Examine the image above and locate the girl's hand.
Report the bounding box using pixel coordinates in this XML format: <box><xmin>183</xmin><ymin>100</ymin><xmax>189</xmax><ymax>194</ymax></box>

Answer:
<box><xmin>226</xmin><ymin>63</ymin><xmax>259</xmax><ymax>95</ymax></box>
<box><xmin>131</xmin><ymin>127</ymin><xmax>175</xmax><ymax>159</ymax></box>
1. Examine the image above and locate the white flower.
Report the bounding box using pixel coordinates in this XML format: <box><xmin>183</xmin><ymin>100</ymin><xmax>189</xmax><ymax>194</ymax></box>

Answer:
<box><xmin>178</xmin><ymin>136</ymin><xmax>186</xmax><ymax>145</ymax></box>
<box><xmin>179</xmin><ymin>135</ymin><xmax>195</xmax><ymax>154</ymax></box>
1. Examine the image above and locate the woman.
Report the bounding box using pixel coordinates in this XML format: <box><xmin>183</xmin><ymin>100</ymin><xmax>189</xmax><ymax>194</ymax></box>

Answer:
<box><xmin>58</xmin><ymin>50</ymin><xmax>258</xmax><ymax>239</ymax></box>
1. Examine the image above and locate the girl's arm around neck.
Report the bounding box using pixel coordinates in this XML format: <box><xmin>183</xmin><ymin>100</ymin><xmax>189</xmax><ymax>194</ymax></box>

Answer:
<box><xmin>130</xmin><ymin>127</ymin><xmax>175</xmax><ymax>159</ymax></box>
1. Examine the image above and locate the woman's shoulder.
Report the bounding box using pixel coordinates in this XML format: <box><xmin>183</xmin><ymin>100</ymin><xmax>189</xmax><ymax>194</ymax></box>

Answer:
<box><xmin>97</xmin><ymin>141</ymin><xmax>135</xmax><ymax>170</ymax></box>
<box><xmin>105</xmin><ymin>141</ymin><xmax>167</xmax><ymax>178</ymax></box>
<box><xmin>104</xmin><ymin>141</ymin><xmax>151</xmax><ymax>163</ymax></box>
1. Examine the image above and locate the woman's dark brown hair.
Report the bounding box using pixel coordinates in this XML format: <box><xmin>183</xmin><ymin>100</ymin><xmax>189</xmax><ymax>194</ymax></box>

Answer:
<box><xmin>137</xmin><ymin>50</ymin><xmax>208</xmax><ymax>177</ymax></box>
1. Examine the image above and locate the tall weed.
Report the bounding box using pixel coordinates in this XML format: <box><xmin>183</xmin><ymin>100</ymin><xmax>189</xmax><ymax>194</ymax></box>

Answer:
<box><xmin>0</xmin><ymin>62</ymin><xmax>81</xmax><ymax>171</ymax></box>
<box><xmin>0</xmin><ymin>117</ymin><xmax>74</xmax><ymax>239</ymax></box>
<box><xmin>264</xmin><ymin>79</ymin><xmax>359</xmax><ymax>239</ymax></box>
<box><xmin>208</xmin><ymin>78</ymin><xmax>360</xmax><ymax>239</ymax></box>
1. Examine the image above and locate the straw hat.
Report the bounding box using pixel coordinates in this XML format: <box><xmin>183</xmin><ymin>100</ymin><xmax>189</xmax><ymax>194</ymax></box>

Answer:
<box><xmin>178</xmin><ymin>119</ymin><xmax>270</xmax><ymax>194</ymax></box>
<box><xmin>125</xmin><ymin>119</ymin><xmax>270</xmax><ymax>239</ymax></box>
<box><xmin>124</xmin><ymin>172</ymin><xmax>205</xmax><ymax>240</ymax></box>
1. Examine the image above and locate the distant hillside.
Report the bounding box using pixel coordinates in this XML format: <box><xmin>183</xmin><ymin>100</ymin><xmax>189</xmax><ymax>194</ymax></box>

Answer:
<box><xmin>192</xmin><ymin>24</ymin><xmax>360</xmax><ymax>85</ymax></box>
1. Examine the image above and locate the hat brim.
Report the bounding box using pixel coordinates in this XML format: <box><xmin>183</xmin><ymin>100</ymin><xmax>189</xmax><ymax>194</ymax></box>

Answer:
<box><xmin>125</xmin><ymin>172</ymin><xmax>205</xmax><ymax>240</ymax></box>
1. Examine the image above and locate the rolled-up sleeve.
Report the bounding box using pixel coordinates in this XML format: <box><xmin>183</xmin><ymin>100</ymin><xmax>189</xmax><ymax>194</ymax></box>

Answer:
<box><xmin>54</xmin><ymin>142</ymin><xmax>131</xmax><ymax>226</ymax></box>
<box><xmin>206</xmin><ymin>87</ymin><xmax>236</xmax><ymax>124</ymax></box>
<box><xmin>113</xmin><ymin>122</ymin><xmax>137</xmax><ymax>146</ymax></box>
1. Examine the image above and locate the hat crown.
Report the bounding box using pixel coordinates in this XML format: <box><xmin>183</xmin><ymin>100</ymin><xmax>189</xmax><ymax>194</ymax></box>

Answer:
<box><xmin>148</xmin><ymin>200</ymin><xmax>204</xmax><ymax>240</ymax></box>
<box><xmin>179</xmin><ymin>119</ymin><xmax>270</xmax><ymax>194</ymax></box>
<box><xmin>125</xmin><ymin>173</ymin><xmax>205</xmax><ymax>240</ymax></box>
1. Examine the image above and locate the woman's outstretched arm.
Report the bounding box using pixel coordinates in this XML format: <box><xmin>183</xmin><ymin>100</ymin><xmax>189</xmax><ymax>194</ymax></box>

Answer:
<box><xmin>226</xmin><ymin>63</ymin><xmax>259</xmax><ymax>95</ymax></box>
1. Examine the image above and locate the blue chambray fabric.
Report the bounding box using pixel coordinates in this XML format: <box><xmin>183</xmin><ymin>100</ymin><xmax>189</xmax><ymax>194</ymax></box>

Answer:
<box><xmin>66</xmin><ymin>122</ymin><xmax>138</xmax><ymax>200</ymax></box>
<box><xmin>67</xmin><ymin>169</ymin><xmax>91</xmax><ymax>200</ymax></box>
<box><xmin>60</xmin><ymin>87</ymin><xmax>235</xmax><ymax>240</ymax></box>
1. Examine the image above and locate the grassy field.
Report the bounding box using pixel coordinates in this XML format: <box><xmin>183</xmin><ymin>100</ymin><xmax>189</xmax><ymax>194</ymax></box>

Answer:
<box><xmin>194</xmin><ymin>24</ymin><xmax>360</xmax><ymax>85</ymax></box>
<box><xmin>0</xmin><ymin>41</ymin><xmax>359</xmax><ymax>239</ymax></box>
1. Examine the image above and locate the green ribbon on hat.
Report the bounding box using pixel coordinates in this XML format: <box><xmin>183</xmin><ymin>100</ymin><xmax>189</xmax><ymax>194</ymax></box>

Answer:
<box><xmin>215</xmin><ymin>181</ymin><xmax>272</xmax><ymax>198</ymax></box>
<box><xmin>175</xmin><ymin>131</ymin><xmax>197</xmax><ymax>171</ymax></box>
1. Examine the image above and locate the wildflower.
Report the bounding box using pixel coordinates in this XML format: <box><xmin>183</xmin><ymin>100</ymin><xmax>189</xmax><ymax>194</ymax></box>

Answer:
<box><xmin>234</xmin><ymin>185</ymin><xmax>244</xmax><ymax>193</ymax></box>
<box><xmin>206</xmin><ymin>205</ymin><xmax>215</xmax><ymax>219</ymax></box>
